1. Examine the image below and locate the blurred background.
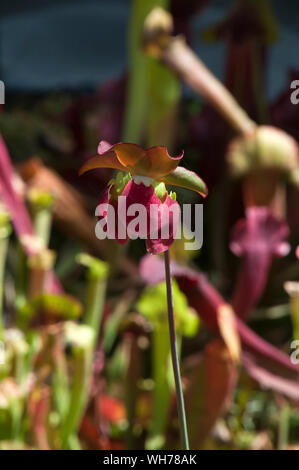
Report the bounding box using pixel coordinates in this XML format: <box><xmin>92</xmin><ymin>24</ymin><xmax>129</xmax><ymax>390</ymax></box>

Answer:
<box><xmin>0</xmin><ymin>0</ymin><xmax>299</xmax><ymax>451</ymax></box>
<box><xmin>1</xmin><ymin>0</ymin><xmax>298</xmax><ymax>96</ymax></box>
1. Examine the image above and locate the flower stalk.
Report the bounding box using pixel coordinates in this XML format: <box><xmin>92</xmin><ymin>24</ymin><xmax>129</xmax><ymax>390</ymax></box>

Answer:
<box><xmin>27</xmin><ymin>249</ymin><xmax>56</xmax><ymax>299</ymax></box>
<box><xmin>147</xmin><ymin>321</ymin><xmax>171</xmax><ymax>450</ymax></box>
<box><xmin>143</xmin><ymin>8</ymin><xmax>256</xmax><ymax>136</ymax></box>
<box><xmin>28</xmin><ymin>188</ymin><xmax>54</xmax><ymax>248</ymax></box>
<box><xmin>278</xmin><ymin>402</ymin><xmax>290</xmax><ymax>450</ymax></box>
<box><xmin>163</xmin><ymin>249</ymin><xmax>189</xmax><ymax>450</ymax></box>
<box><xmin>284</xmin><ymin>282</ymin><xmax>299</xmax><ymax>343</ymax></box>
<box><xmin>123</xmin><ymin>0</ymin><xmax>170</xmax><ymax>143</ymax></box>
<box><xmin>60</xmin><ymin>322</ymin><xmax>94</xmax><ymax>449</ymax></box>
<box><xmin>50</xmin><ymin>325</ymin><xmax>70</xmax><ymax>423</ymax></box>
<box><xmin>77</xmin><ymin>253</ymin><xmax>109</xmax><ymax>346</ymax></box>
<box><xmin>124</xmin><ymin>331</ymin><xmax>141</xmax><ymax>450</ymax></box>
<box><xmin>242</xmin><ymin>170</ymin><xmax>286</xmax><ymax>218</ymax></box>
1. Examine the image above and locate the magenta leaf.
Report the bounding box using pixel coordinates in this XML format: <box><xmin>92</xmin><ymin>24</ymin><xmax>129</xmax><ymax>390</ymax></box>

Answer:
<box><xmin>243</xmin><ymin>353</ymin><xmax>299</xmax><ymax>401</ymax></box>
<box><xmin>0</xmin><ymin>134</ymin><xmax>62</xmax><ymax>293</ymax></box>
<box><xmin>0</xmin><ymin>134</ymin><xmax>34</xmax><ymax>243</ymax></box>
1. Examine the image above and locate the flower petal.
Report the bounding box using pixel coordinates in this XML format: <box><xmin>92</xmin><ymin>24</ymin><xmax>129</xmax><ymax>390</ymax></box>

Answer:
<box><xmin>98</xmin><ymin>140</ymin><xmax>113</xmax><ymax>154</ymax></box>
<box><xmin>134</xmin><ymin>147</ymin><xmax>183</xmax><ymax>178</ymax></box>
<box><xmin>79</xmin><ymin>153</ymin><xmax>127</xmax><ymax>175</ymax></box>
<box><xmin>146</xmin><ymin>194</ymin><xmax>180</xmax><ymax>255</ymax></box>
<box><xmin>97</xmin><ymin>186</ymin><xmax>129</xmax><ymax>245</ymax></box>
<box><xmin>121</xmin><ymin>180</ymin><xmax>160</xmax><ymax>212</ymax></box>
<box><xmin>161</xmin><ymin>166</ymin><xmax>208</xmax><ymax>196</ymax></box>
<box><xmin>121</xmin><ymin>180</ymin><xmax>161</xmax><ymax>240</ymax></box>
<box><xmin>119</xmin><ymin>181</ymin><xmax>180</xmax><ymax>254</ymax></box>
<box><xmin>110</xmin><ymin>143</ymin><xmax>146</xmax><ymax>169</ymax></box>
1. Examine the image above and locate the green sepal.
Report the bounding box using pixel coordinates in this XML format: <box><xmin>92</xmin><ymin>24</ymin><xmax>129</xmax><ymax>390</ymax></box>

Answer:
<box><xmin>153</xmin><ymin>181</ymin><xmax>167</xmax><ymax>201</ymax></box>
<box><xmin>161</xmin><ymin>167</ymin><xmax>207</xmax><ymax>197</ymax></box>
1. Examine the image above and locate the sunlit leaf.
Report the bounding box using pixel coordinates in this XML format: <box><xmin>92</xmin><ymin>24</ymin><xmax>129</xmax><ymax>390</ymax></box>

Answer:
<box><xmin>161</xmin><ymin>166</ymin><xmax>208</xmax><ymax>196</ymax></box>
<box><xmin>217</xmin><ymin>304</ymin><xmax>241</xmax><ymax>363</ymax></box>
<box><xmin>18</xmin><ymin>294</ymin><xmax>83</xmax><ymax>326</ymax></box>
<box><xmin>137</xmin><ymin>280</ymin><xmax>199</xmax><ymax>337</ymax></box>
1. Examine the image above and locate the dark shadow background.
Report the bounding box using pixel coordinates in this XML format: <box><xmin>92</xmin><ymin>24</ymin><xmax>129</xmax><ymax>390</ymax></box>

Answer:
<box><xmin>0</xmin><ymin>0</ymin><xmax>298</xmax><ymax>99</ymax></box>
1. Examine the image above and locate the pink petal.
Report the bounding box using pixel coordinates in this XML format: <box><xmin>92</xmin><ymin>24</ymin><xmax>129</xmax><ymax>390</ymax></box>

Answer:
<box><xmin>121</xmin><ymin>180</ymin><xmax>160</xmax><ymax>212</ymax></box>
<box><xmin>98</xmin><ymin>140</ymin><xmax>113</xmax><ymax>154</ymax></box>
<box><xmin>97</xmin><ymin>186</ymin><xmax>129</xmax><ymax>245</ymax></box>
<box><xmin>121</xmin><ymin>180</ymin><xmax>161</xmax><ymax>240</ymax></box>
<box><xmin>146</xmin><ymin>194</ymin><xmax>180</xmax><ymax>255</ymax></box>
<box><xmin>111</xmin><ymin>180</ymin><xmax>180</xmax><ymax>254</ymax></box>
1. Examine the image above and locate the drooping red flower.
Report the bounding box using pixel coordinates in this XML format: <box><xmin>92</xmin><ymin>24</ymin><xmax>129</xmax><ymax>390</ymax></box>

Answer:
<box><xmin>97</xmin><ymin>179</ymin><xmax>177</xmax><ymax>253</ymax></box>
<box><xmin>145</xmin><ymin>191</ymin><xmax>180</xmax><ymax>255</ymax></box>
<box><xmin>80</xmin><ymin>141</ymin><xmax>207</xmax><ymax>254</ymax></box>
<box><xmin>230</xmin><ymin>207</ymin><xmax>290</xmax><ymax>320</ymax></box>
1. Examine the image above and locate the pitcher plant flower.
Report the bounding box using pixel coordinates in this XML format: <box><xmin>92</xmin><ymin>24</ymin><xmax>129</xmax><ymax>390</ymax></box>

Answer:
<box><xmin>79</xmin><ymin>141</ymin><xmax>207</xmax><ymax>255</ymax></box>
<box><xmin>80</xmin><ymin>140</ymin><xmax>207</xmax><ymax>450</ymax></box>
